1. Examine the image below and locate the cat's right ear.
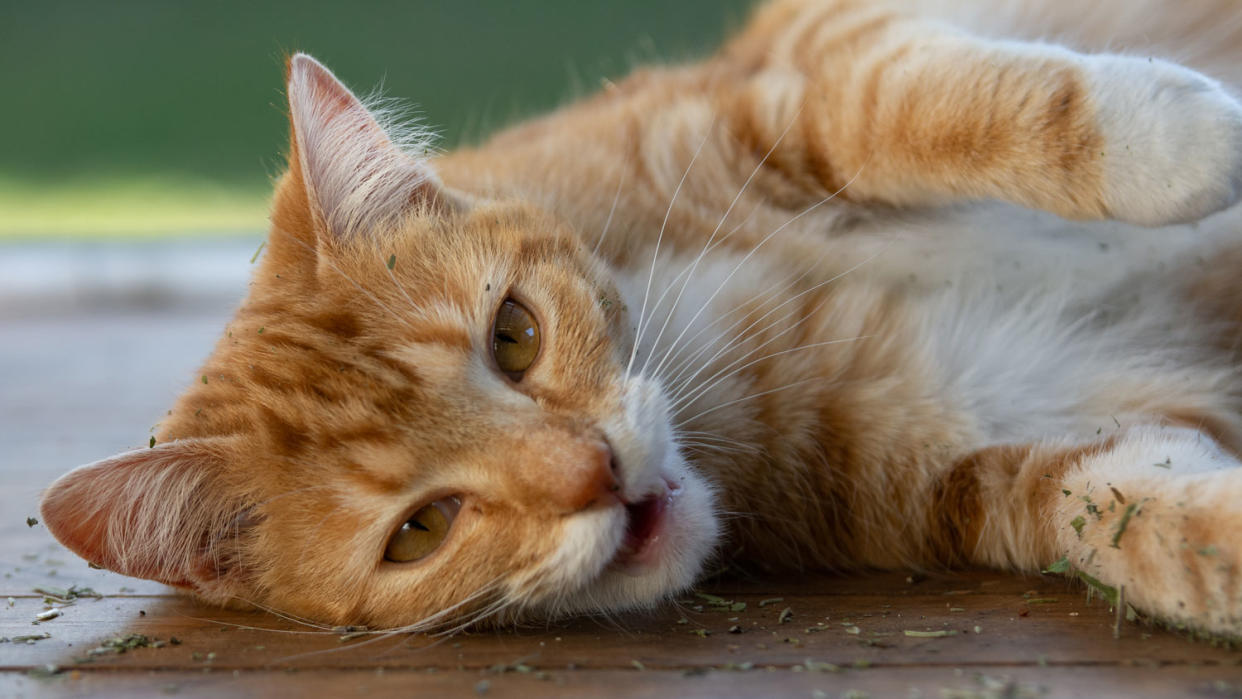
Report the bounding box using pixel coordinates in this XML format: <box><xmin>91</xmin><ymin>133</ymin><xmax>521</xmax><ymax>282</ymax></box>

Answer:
<box><xmin>275</xmin><ymin>53</ymin><xmax>464</xmax><ymax>246</ymax></box>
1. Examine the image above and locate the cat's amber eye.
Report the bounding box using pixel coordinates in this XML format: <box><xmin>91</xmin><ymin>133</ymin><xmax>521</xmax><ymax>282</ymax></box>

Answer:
<box><xmin>384</xmin><ymin>497</ymin><xmax>460</xmax><ymax>563</ymax></box>
<box><xmin>491</xmin><ymin>299</ymin><xmax>540</xmax><ymax>379</ymax></box>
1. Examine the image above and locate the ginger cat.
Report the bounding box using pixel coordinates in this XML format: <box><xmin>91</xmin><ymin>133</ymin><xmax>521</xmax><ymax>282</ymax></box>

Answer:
<box><xmin>40</xmin><ymin>0</ymin><xmax>1242</xmax><ymax>636</ymax></box>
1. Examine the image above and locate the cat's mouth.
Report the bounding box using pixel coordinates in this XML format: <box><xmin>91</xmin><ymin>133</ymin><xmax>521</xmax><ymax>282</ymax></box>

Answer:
<box><xmin>610</xmin><ymin>479</ymin><xmax>680</xmax><ymax>572</ymax></box>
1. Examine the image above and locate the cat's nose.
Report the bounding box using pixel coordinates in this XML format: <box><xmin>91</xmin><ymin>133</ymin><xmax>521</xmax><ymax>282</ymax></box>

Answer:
<box><xmin>556</xmin><ymin>439</ymin><xmax>621</xmax><ymax>512</ymax></box>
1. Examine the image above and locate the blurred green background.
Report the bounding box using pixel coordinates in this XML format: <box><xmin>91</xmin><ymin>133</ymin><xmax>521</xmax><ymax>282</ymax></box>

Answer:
<box><xmin>1</xmin><ymin>0</ymin><xmax>755</xmax><ymax>238</ymax></box>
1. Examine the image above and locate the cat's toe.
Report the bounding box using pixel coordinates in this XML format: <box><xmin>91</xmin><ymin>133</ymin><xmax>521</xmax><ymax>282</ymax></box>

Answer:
<box><xmin>1086</xmin><ymin>56</ymin><xmax>1242</xmax><ymax>227</ymax></box>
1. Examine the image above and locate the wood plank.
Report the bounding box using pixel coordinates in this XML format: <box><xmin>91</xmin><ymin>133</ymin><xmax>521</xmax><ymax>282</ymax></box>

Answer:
<box><xmin>4</xmin><ymin>665</ymin><xmax>1242</xmax><ymax>699</ymax></box>
<box><xmin>4</xmin><ymin>593</ymin><xmax>1239</xmax><ymax>672</ymax></box>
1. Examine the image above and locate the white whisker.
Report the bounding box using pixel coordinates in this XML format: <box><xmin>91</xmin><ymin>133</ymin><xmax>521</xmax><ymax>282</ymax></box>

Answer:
<box><xmin>673</xmin><ymin>336</ymin><xmax>870</xmax><ymax>414</ymax></box>
<box><xmin>593</xmin><ymin>167</ymin><xmax>628</xmax><ymax>257</ymax></box>
<box><xmin>639</xmin><ymin>103</ymin><xmax>804</xmax><ymax>377</ymax></box>
<box><xmin>643</xmin><ymin>166</ymin><xmax>864</xmax><ymax>387</ymax></box>
<box><xmin>676</xmin><ymin>376</ymin><xmax>825</xmax><ymax>428</ymax></box>
<box><xmin>626</xmin><ymin>115</ymin><xmax>718</xmax><ymax>380</ymax></box>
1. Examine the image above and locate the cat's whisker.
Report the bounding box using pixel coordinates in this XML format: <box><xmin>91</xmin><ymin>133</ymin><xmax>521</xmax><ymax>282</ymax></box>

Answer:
<box><xmin>667</xmin><ymin>300</ymin><xmax>808</xmax><ymax>407</ymax></box>
<box><xmin>593</xmin><ymin>166</ymin><xmax>628</xmax><ymax>258</ymax></box>
<box><xmin>656</xmin><ymin>250</ymin><xmax>827</xmax><ymax>388</ymax></box>
<box><xmin>171</xmin><ymin>613</ymin><xmax>341</xmax><ymax>636</ymax></box>
<box><xmin>677</xmin><ymin>430</ymin><xmax>758</xmax><ymax>455</ymax></box>
<box><xmin>646</xmin><ymin>166</ymin><xmax>864</xmax><ymax>386</ymax></box>
<box><xmin>626</xmin><ymin>115</ymin><xmax>718</xmax><ymax>380</ymax></box>
<box><xmin>639</xmin><ymin>102</ymin><xmax>804</xmax><ymax>378</ymax></box>
<box><xmin>234</xmin><ymin>599</ymin><xmax>342</xmax><ymax>631</ymax></box>
<box><xmin>676</xmin><ymin>376</ymin><xmax>825</xmax><ymax>429</ymax></box>
<box><xmin>666</xmin><ymin>238</ymin><xmax>892</xmax><ymax>406</ymax></box>
<box><xmin>267</xmin><ymin>580</ymin><xmax>510</xmax><ymax>663</ymax></box>
<box><xmin>432</xmin><ymin>594</ymin><xmax>514</xmax><ymax>637</ymax></box>
<box><xmin>673</xmin><ymin>337</ymin><xmax>871</xmax><ymax>416</ymax></box>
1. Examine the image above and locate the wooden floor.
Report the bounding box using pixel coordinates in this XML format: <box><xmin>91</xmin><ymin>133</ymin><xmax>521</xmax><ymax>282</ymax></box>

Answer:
<box><xmin>3</xmin><ymin>279</ymin><xmax>1242</xmax><ymax>698</ymax></box>
<box><xmin>3</xmin><ymin>527</ymin><xmax>1242</xmax><ymax>698</ymax></box>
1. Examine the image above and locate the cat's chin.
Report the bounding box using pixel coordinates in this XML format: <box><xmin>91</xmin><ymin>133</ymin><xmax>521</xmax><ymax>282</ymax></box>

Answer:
<box><xmin>543</xmin><ymin>457</ymin><xmax>720</xmax><ymax>619</ymax></box>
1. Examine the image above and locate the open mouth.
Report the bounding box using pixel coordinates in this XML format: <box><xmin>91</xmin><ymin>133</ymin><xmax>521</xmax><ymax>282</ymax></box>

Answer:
<box><xmin>611</xmin><ymin>479</ymin><xmax>680</xmax><ymax>570</ymax></box>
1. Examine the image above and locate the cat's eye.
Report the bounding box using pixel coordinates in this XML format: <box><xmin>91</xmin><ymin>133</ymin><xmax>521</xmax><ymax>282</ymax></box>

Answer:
<box><xmin>384</xmin><ymin>497</ymin><xmax>460</xmax><ymax>563</ymax></box>
<box><xmin>491</xmin><ymin>299</ymin><xmax>540</xmax><ymax>379</ymax></box>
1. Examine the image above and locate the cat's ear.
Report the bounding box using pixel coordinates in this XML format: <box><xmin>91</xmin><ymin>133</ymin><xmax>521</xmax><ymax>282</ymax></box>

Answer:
<box><xmin>39</xmin><ymin>439</ymin><xmax>253</xmax><ymax>598</ymax></box>
<box><xmin>282</xmin><ymin>53</ymin><xmax>462</xmax><ymax>242</ymax></box>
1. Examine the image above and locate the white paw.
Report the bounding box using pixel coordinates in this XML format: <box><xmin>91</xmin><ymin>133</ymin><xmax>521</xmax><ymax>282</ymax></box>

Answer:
<box><xmin>1086</xmin><ymin>55</ymin><xmax>1242</xmax><ymax>226</ymax></box>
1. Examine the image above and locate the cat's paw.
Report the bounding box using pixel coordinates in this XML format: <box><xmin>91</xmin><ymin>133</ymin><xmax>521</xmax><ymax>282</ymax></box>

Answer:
<box><xmin>1085</xmin><ymin>56</ymin><xmax>1242</xmax><ymax>226</ymax></box>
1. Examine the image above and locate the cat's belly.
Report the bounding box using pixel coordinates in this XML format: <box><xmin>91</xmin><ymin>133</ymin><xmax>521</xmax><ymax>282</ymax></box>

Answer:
<box><xmin>864</xmin><ymin>202</ymin><xmax>1242</xmax><ymax>446</ymax></box>
<box><xmin>618</xmin><ymin>200</ymin><xmax>1242</xmax><ymax>452</ymax></box>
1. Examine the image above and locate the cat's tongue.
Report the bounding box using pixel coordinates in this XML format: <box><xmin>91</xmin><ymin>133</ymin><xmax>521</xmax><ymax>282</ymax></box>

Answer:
<box><xmin>613</xmin><ymin>481</ymin><xmax>677</xmax><ymax>570</ymax></box>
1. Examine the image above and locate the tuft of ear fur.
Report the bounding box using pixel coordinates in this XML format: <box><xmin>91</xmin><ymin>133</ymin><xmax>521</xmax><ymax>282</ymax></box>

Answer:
<box><xmin>286</xmin><ymin>53</ymin><xmax>457</xmax><ymax>241</ymax></box>
<box><xmin>39</xmin><ymin>439</ymin><xmax>253</xmax><ymax>598</ymax></box>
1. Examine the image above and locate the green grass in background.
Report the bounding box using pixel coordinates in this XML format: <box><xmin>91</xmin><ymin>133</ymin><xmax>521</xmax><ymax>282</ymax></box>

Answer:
<box><xmin>1</xmin><ymin>1</ymin><xmax>754</xmax><ymax>237</ymax></box>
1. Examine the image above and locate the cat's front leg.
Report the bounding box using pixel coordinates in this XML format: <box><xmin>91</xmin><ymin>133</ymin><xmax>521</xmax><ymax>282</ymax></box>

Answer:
<box><xmin>1052</xmin><ymin>427</ymin><xmax>1242</xmax><ymax>635</ymax></box>
<box><xmin>941</xmin><ymin>426</ymin><xmax>1242</xmax><ymax>636</ymax></box>
<box><xmin>719</xmin><ymin>0</ymin><xmax>1242</xmax><ymax>225</ymax></box>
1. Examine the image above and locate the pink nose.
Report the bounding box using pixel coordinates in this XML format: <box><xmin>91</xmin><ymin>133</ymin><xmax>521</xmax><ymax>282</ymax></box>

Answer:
<box><xmin>553</xmin><ymin>439</ymin><xmax>621</xmax><ymax>512</ymax></box>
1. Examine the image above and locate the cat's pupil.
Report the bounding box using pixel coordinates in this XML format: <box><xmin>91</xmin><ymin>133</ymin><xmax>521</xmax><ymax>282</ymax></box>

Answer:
<box><xmin>384</xmin><ymin>502</ymin><xmax>453</xmax><ymax>563</ymax></box>
<box><xmin>491</xmin><ymin>299</ymin><xmax>540</xmax><ymax>378</ymax></box>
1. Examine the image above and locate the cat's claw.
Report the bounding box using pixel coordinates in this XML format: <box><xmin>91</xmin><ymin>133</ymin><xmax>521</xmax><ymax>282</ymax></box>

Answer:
<box><xmin>1087</xmin><ymin>55</ymin><xmax>1242</xmax><ymax>226</ymax></box>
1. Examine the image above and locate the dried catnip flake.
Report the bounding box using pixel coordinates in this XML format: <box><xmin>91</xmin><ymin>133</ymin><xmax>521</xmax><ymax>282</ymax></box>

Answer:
<box><xmin>1042</xmin><ymin>556</ymin><xmax>1070</xmax><ymax>574</ymax></box>
<box><xmin>1111</xmin><ymin>502</ymin><xmax>1138</xmax><ymax>548</ymax></box>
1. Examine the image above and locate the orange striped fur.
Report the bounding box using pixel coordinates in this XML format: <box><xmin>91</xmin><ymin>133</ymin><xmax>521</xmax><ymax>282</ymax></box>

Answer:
<box><xmin>41</xmin><ymin>1</ymin><xmax>1242</xmax><ymax>636</ymax></box>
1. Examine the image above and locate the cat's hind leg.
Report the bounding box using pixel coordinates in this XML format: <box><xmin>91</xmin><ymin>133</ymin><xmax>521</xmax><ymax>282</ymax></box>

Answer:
<box><xmin>717</xmin><ymin>0</ymin><xmax>1242</xmax><ymax>226</ymax></box>
<box><xmin>932</xmin><ymin>425</ymin><xmax>1242</xmax><ymax>636</ymax></box>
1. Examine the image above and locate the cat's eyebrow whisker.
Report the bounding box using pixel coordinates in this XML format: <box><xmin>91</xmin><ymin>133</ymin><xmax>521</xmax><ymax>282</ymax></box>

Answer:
<box><xmin>593</xmin><ymin>166</ymin><xmax>628</xmax><ymax>258</ymax></box>
<box><xmin>645</xmin><ymin>166</ymin><xmax>865</xmax><ymax>384</ymax></box>
<box><xmin>626</xmin><ymin>114</ymin><xmax>718</xmax><ymax>381</ymax></box>
<box><xmin>639</xmin><ymin>102</ymin><xmax>804</xmax><ymax>378</ymax></box>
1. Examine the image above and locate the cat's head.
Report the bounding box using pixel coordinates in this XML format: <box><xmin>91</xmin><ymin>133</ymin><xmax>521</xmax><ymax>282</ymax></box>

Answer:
<box><xmin>39</xmin><ymin>54</ymin><xmax>720</xmax><ymax>628</ymax></box>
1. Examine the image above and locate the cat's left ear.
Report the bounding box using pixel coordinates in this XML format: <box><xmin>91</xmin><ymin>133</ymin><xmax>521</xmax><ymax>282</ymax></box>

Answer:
<box><xmin>39</xmin><ymin>439</ymin><xmax>254</xmax><ymax>600</ymax></box>
<box><xmin>283</xmin><ymin>53</ymin><xmax>465</xmax><ymax>242</ymax></box>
